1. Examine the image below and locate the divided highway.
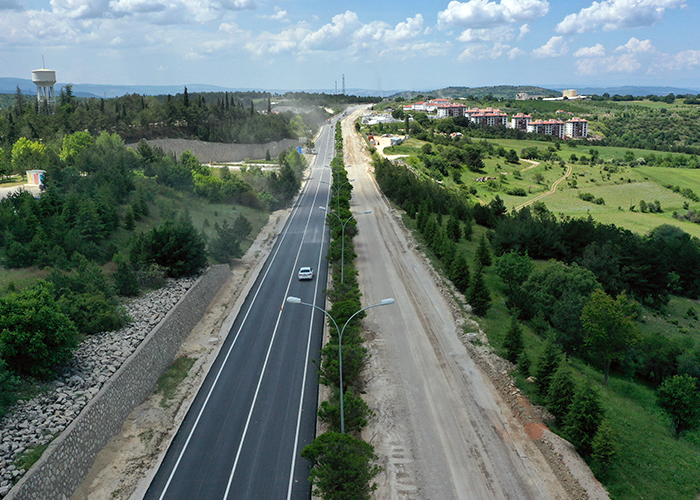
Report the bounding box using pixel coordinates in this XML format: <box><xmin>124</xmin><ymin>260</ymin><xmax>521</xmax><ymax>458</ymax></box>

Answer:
<box><xmin>143</xmin><ymin>122</ymin><xmax>338</xmax><ymax>499</ymax></box>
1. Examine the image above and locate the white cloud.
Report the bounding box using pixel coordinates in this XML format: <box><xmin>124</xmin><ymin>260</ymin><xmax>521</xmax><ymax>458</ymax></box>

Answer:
<box><xmin>556</xmin><ymin>0</ymin><xmax>686</xmax><ymax>35</ymax></box>
<box><xmin>508</xmin><ymin>46</ymin><xmax>525</xmax><ymax>58</ymax></box>
<box><xmin>109</xmin><ymin>0</ymin><xmax>165</xmax><ymax>15</ymax></box>
<box><xmin>457</xmin><ymin>41</ymin><xmax>512</xmax><ymax>60</ymax></box>
<box><xmin>574</xmin><ymin>43</ymin><xmax>606</xmax><ymax>57</ymax></box>
<box><xmin>616</xmin><ymin>37</ymin><xmax>654</xmax><ymax>53</ymax></box>
<box><xmin>438</xmin><ymin>0</ymin><xmax>549</xmax><ymax>29</ymax></box>
<box><xmin>300</xmin><ymin>10</ymin><xmax>360</xmax><ymax>51</ymax></box>
<box><xmin>660</xmin><ymin>49</ymin><xmax>700</xmax><ymax>71</ymax></box>
<box><xmin>532</xmin><ymin>35</ymin><xmax>567</xmax><ymax>58</ymax></box>
<box><xmin>50</xmin><ymin>0</ymin><xmax>111</xmax><ymax>19</ymax></box>
<box><xmin>457</xmin><ymin>25</ymin><xmax>513</xmax><ymax>42</ymax></box>
<box><xmin>518</xmin><ymin>23</ymin><xmax>529</xmax><ymax>40</ymax></box>
<box><xmin>218</xmin><ymin>0</ymin><xmax>255</xmax><ymax>11</ymax></box>
<box><xmin>265</xmin><ymin>7</ymin><xmax>287</xmax><ymax>21</ymax></box>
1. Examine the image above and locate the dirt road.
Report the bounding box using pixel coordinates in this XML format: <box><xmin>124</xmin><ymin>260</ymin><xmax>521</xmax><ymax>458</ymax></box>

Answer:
<box><xmin>342</xmin><ymin>108</ymin><xmax>597</xmax><ymax>500</ymax></box>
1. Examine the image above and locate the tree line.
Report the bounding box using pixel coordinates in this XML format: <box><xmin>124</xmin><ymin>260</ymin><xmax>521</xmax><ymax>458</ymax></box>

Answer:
<box><xmin>0</xmin><ymin>85</ymin><xmax>312</xmax><ymax>159</ymax></box>
<box><xmin>372</xmin><ymin>152</ymin><xmax>700</xmax><ymax>454</ymax></box>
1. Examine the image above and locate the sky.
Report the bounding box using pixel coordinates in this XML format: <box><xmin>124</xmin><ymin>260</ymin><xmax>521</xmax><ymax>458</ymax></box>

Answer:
<box><xmin>1</xmin><ymin>0</ymin><xmax>699</xmax><ymax>92</ymax></box>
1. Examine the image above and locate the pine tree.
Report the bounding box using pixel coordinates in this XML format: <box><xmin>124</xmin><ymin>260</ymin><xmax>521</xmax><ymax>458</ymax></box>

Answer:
<box><xmin>114</xmin><ymin>261</ymin><xmax>139</xmax><ymax>297</ymax></box>
<box><xmin>591</xmin><ymin>419</ymin><xmax>617</xmax><ymax>478</ymax></box>
<box><xmin>446</xmin><ymin>215</ymin><xmax>461</xmax><ymax>242</ymax></box>
<box><xmin>449</xmin><ymin>253</ymin><xmax>470</xmax><ymax>293</ymax></box>
<box><xmin>123</xmin><ymin>207</ymin><xmax>135</xmax><ymax>231</ymax></box>
<box><xmin>466</xmin><ymin>265</ymin><xmax>491</xmax><ymax>316</ymax></box>
<box><xmin>535</xmin><ymin>340</ymin><xmax>561</xmax><ymax>396</ymax></box>
<box><xmin>517</xmin><ymin>350</ymin><xmax>531</xmax><ymax>376</ymax></box>
<box><xmin>546</xmin><ymin>357</ymin><xmax>576</xmax><ymax>420</ymax></box>
<box><xmin>564</xmin><ymin>378</ymin><xmax>604</xmax><ymax>456</ymax></box>
<box><xmin>476</xmin><ymin>234</ymin><xmax>492</xmax><ymax>267</ymax></box>
<box><xmin>502</xmin><ymin>315</ymin><xmax>524</xmax><ymax>363</ymax></box>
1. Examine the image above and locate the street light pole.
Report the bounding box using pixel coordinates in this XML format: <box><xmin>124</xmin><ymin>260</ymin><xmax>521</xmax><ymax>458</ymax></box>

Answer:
<box><xmin>286</xmin><ymin>296</ymin><xmax>395</xmax><ymax>433</ymax></box>
<box><xmin>322</xmin><ymin>177</ymin><xmax>355</xmax><ymax>213</ymax></box>
<box><xmin>320</xmin><ymin>207</ymin><xmax>371</xmax><ymax>283</ymax></box>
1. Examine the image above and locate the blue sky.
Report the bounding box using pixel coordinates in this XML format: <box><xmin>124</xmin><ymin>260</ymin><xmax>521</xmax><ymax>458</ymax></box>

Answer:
<box><xmin>1</xmin><ymin>0</ymin><xmax>698</xmax><ymax>92</ymax></box>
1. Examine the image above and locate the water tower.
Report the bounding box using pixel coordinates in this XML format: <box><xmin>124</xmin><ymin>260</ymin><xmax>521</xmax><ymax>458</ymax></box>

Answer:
<box><xmin>31</xmin><ymin>67</ymin><xmax>56</xmax><ymax>106</ymax></box>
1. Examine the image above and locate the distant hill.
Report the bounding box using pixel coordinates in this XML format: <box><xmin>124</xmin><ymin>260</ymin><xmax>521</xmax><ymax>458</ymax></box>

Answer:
<box><xmin>390</xmin><ymin>85</ymin><xmax>561</xmax><ymax>100</ymax></box>
<box><xmin>559</xmin><ymin>86</ymin><xmax>700</xmax><ymax>97</ymax></box>
<box><xmin>0</xmin><ymin>77</ymin><xmax>393</xmax><ymax>99</ymax></box>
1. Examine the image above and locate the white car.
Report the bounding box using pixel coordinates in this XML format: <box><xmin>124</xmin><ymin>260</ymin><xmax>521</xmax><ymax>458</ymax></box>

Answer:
<box><xmin>298</xmin><ymin>267</ymin><xmax>314</xmax><ymax>280</ymax></box>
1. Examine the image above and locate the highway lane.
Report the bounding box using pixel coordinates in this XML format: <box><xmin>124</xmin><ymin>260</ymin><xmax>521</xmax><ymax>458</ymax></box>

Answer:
<box><xmin>143</xmin><ymin>122</ymin><xmax>338</xmax><ymax>500</ymax></box>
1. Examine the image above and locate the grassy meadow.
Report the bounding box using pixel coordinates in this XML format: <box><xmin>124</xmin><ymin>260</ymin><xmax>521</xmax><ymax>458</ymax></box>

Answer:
<box><xmin>385</xmin><ymin>135</ymin><xmax>700</xmax><ymax>239</ymax></box>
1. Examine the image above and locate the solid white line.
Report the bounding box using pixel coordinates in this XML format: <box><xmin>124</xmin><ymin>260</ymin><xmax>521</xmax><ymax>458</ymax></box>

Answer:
<box><xmin>156</xmin><ymin>164</ymin><xmax>310</xmax><ymax>500</ymax></box>
<box><xmin>222</xmin><ymin>128</ymin><xmax>332</xmax><ymax>499</ymax></box>
<box><xmin>285</xmin><ymin>138</ymin><xmax>332</xmax><ymax>499</ymax></box>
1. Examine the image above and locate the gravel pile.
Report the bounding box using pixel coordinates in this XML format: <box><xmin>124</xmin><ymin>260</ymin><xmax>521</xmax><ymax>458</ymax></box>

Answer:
<box><xmin>0</xmin><ymin>276</ymin><xmax>198</xmax><ymax>497</ymax></box>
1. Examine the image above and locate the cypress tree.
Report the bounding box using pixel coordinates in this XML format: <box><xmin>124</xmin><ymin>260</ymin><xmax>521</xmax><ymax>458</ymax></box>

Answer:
<box><xmin>446</xmin><ymin>215</ymin><xmax>461</xmax><ymax>242</ymax></box>
<box><xmin>564</xmin><ymin>378</ymin><xmax>604</xmax><ymax>456</ymax></box>
<box><xmin>546</xmin><ymin>357</ymin><xmax>576</xmax><ymax>420</ymax></box>
<box><xmin>449</xmin><ymin>253</ymin><xmax>470</xmax><ymax>293</ymax></box>
<box><xmin>466</xmin><ymin>265</ymin><xmax>491</xmax><ymax>316</ymax></box>
<box><xmin>476</xmin><ymin>234</ymin><xmax>492</xmax><ymax>267</ymax></box>
<box><xmin>123</xmin><ymin>207</ymin><xmax>135</xmax><ymax>230</ymax></box>
<box><xmin>502</xmin><ymin>315</ymin><xmax>524</xmax><ymax>363</ymax></box>
<box><xmin>517</xmin><ymin>350</ymin><xmax>531</xmax><ymax>376</ymax></box>
<box><xmin>592</xmin><ymin>419</ymin><xmax>618</xmax><ymax>478</ymax></box>
<box><xmin>114</xmin><ymin>261</ymin><xmax>139</xmax><ymax>297</ymax></box>
<box><xmin>535</xmin><ymin>340</ymin><xmax>560</xmax><ymax>396</ymax></box>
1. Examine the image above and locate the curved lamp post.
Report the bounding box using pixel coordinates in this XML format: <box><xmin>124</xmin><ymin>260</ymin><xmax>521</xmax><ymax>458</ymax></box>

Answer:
<box><xmin>322</xmin><ymin>177</ymin><xmax>355</xmax><ymax>213</ymax></box>
<box><xmin>320</xmin><ymin>206</ymin><xmax>371</xmax><ymax>283</ymax></box>
<box><xmin>286</xmin><ymin>296</ymin><xmax>395</xmax><ymax>433</ymax></box>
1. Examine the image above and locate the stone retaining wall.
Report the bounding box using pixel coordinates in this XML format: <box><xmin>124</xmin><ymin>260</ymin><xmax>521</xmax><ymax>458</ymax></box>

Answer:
<box><xmin>5</xmin><ymin>264</ymin><xmax>230</xmax><ymax>500</ymax></box>
<box><xmin>127</xmin><ymin>138</ymin><xmax>304</xmax><ymax>163</ymax></box>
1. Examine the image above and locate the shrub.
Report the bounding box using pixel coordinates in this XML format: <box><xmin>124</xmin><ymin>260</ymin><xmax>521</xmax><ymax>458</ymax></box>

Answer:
<box><xmin>130</xmin><ymin>217</ymin><xmax>207</xmax><ymax>277</ymax></box>
<box><xmin>0</xmin><ymin>281</ymin><xmax>79</xmax><ymax>379</ymax></box>
<box><xmin>301</xmin><ymin>432</ymin><xmax>381</xmax><ymax>500</ymax></box>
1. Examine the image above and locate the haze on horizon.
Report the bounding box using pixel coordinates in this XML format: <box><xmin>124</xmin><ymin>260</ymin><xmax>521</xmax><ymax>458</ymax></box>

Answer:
<box><xmin>1</xmin><ymin>0</ymin><xmax>698</xmax><ymax>93</ymax></box>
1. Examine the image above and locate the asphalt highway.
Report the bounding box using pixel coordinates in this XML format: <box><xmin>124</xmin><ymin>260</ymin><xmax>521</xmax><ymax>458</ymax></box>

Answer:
<box><xmin>143</xmin><ymin>121</ymin><xmax>337</xmax><ymax>500</ymax></box>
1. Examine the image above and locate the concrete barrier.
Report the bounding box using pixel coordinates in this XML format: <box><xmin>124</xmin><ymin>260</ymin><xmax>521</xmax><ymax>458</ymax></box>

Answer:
<box><xmin>5</xmin><ymin>264</ymin><xmax>230</xmax><ymax>500</ymax></box>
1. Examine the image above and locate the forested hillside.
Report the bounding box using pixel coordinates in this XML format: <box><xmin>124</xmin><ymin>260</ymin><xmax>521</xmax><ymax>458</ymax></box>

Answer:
<box><xmin>0</xmin><ymin>88</ymin><xmax>322</xmax><ymax>416</ymax></box>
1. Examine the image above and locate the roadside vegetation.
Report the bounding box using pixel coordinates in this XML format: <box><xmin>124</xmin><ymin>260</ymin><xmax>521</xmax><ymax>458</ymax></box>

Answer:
<box><xmin>0</xmin><ymin>89</ymin><xmax>317</xmax><ymax>419</ymax></box>
<box><xmin>365</xmin><ymin>93</ymin><xmax>700</xmax><ymax>499</ymax></box>
<box><xmin>301</xmin><ymin>122</ymin><xmax>380</xmax><ymax>500</ymax></box>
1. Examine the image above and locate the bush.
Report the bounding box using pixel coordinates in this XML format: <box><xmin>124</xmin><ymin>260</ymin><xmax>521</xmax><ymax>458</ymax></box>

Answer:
<box><xmin>317</xmin><ymin>387</ymin><xmax>374</xmax><ymax>434</ymax></box>
<box><xmin>114</xmin><ymin>261</ymin><xmax>140</xmax><ymax>297</ymax></box>
<box><xmin>130</xmin><ymin>217</ymin><xmax>207</xmax><ymax>277</ymax></box>
<box><xmin>0</xmin><ymin>281</ymin><xmax>79</xmax><ymax>379</ymax></box>
<box><xmin>301</xmin><ymin>432</ymin><xmax>381</xmax><ymax>500</ymax></box>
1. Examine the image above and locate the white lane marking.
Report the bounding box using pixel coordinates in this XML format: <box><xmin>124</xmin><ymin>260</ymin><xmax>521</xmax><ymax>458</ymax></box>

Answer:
<box><xmin>286</xmin><ymin>155</ymin><xmax>332</xmax><ymax>500</ymax></box>
<box><xmin>222</xmin><ymin>130</ymin><xmax>333</xmax><ymax>499</ymax></box>
<box><xmin>157</xmin><ymin>130</ymin><xmax>330</xmax><ymax>500</ymax></box>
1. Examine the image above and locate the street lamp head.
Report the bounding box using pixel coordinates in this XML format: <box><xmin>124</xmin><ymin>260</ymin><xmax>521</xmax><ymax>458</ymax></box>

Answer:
<box><xmin>380</xmin><ymin>298</ymin><xmax>396</xmax><ymax>306</ymax></box>
<box><xmin>363</xmin><ymin>210</ymin><xmax>372</xmax><ymax>214</ymax></box>
<box><xmin>319</xmin><ymin>206</ymin><xmax>327</xmax><ymax>211</ymax></box>
<box><xmin>286</xmin><ymin>296</ymin><xmax>302</xmax><ymax>304</ymax></box>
